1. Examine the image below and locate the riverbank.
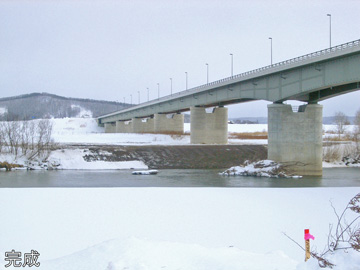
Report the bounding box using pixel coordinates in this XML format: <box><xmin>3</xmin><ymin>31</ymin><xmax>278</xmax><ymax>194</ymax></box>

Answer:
<box><xmin>0</xmin><ymin>118</ymin><xmax>359</xmax><ymax>170</ymax></box>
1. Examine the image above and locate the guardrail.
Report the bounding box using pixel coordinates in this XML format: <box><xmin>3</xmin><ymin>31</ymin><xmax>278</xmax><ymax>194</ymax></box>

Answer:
<box><xmin>189</xmin><ymin>39</ymin><xmax>360</xmax><ymax>92</ymax></box>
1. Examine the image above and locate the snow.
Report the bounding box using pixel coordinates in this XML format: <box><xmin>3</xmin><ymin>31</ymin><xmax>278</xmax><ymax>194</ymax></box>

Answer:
<box><xmin>0</xmin><ymin>188</ymin><xmax>358</xmax><ymax>270</ymax></box>
<box><xmin>70</xmin><ymin>104</ymin><xmax>93</xmax><ymax>118</ymax></box>
<box><xmin>221</xmin><ymin>160</ymin><xmax>302</xmax><ymax>178</ymax></box>
<box><xmin>132</xmin><ymin>169</ymin><xmax>158</xmax><ymax>175</ymax></box>
<box><xmin>323</xmin><ymin>124</ymin><xmax>356</xmax><ymax>133</ymax></box>
<box><xmin>47</xmin><ymin>149</ymin><xmax>148</xmax><ymax>170</ymax></box>
<box><xmin>296</xmin><ymin>248</ymin><xmax>360</xmax><ymax>270</ymax></box>
<box><xmin>0</xmin><ymin>107</ymin><xmax>7</xmax><ymax>115</ymax></box>
<box><xmin>43</xmin><ymin>238</ymin><xmax>298</xmax><ymax>270</ymax></box>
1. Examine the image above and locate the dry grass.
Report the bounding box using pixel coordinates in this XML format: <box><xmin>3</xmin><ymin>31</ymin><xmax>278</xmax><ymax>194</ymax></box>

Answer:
<box><xmin>229</xmin><ymin>132</ymin><xmax>268</xmax><ymax>140</ymax></box>
<box><xmin>323</xmin><ymin>134</ymin><xmax>355</xmax><ymax>142</ymax></box>
<box><xmin>323</xmin><ymin>143</ymin><xmax>357</xmax><ymax>162</ymax></box>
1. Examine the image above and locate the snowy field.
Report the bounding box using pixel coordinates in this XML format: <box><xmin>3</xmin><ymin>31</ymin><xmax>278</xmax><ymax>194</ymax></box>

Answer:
<box><xmin>50</xmin><ymin>118</ymin><xmax>269</xmax><ymax>145</ymax></box>
<box><xmin>50</xmin><ymin>117</ymin><xmax>355</xmax><ymax>146</ymax></box>
<box><xmin>0</xmin><ymin>188</ymin><xmax>359</xmax><ymax>270</ymax></box>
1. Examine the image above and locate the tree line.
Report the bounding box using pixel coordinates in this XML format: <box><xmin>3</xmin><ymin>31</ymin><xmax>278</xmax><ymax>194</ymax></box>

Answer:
<box><xmin>0</xmin><ymin>119</ymin><xmax>54</xmax><ymax>159</ymax></box>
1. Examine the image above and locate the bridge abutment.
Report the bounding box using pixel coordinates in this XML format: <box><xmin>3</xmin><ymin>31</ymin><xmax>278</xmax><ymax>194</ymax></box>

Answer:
<box><xmin>267</xmin><ymin>103</ymin><xmax>323</xmax><ymax>176</ymax></box>
<box><xmin>190</xmin><ymin>106</ymin><xmax>228</xmax><ymax>144</ymax></box>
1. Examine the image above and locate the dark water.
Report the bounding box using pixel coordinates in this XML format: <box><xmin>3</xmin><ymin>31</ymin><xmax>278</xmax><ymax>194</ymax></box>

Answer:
<box><xmin>0</xmin><ymin>167</ymin><xmax>359</xmax><ymax>188</ymax></box>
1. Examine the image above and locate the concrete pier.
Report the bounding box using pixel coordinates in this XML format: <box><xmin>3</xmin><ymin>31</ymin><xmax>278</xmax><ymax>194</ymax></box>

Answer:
<box><xmin>154</xmin><ymin>113</ymin><xmax>184</xmax><ymax>134</ymax></box>
<box><xmin>132</xmin><ymin>118</ymin><xmax>155</xmax><ymax>133</ymax></box>
<box><xmin>190</xmin><ymin>106</ymin><xmax>228</xmax><ymax>144</ymax></box>
<box><xmin>116</xmin><ymin>120</ymin><xmax>132</xmax><ymax>133</ymax></box>
<box><xmin>104</xmin><ymin>122</ymin><xmax>116</xmax><ymax>133</ymax></box>
<box><xmin>267</xmin><ymin>103</ymin><xmax>323</xmax><ymax>176</ymax></box>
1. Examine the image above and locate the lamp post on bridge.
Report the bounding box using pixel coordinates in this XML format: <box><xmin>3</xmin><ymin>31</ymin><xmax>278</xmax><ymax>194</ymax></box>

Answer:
<box><xmin>170</xmin><ymin>78</ymin><xmax>173</xmax><ymax>95</ymax></box>
<box><xmin>230</xmin><ymin>53</ymin><xmax>233</xmax><ymax>77</ymax></box>
<box><xmin>157</xmin><ymin>83</ymin><xmax>160</xmax><ymax>99</ymax></box>
<box><xmin>206</xmin><ymin>63</ymin><xmax>209</xmax><ymax>84</ymax></box>
<box><xmin>185</xmin><ymin>72</ymin><xmax>188</xmax><ymax>90</ymax></box>
<box><xmin>269</xmin><ymin>37</ymin><xmax>273</xmax><ymax>65</ymax></box>
<box><xmin>138</xmin><ymin>91</ymin><xmax>140</xmax><ymax>104</ymax></box>
<box><xmin>327</xmin><ymin>14</ymin><xmax>332</xmax><ymax>48</ymax></box>
<box><xmin>130</xmin><ymin>94</ymin><xmax>132</xmax><ymax>105</ymax></box>
<box><xmin>147</xmin><ymin>87</ymin><xmax>149</xmax><ymax>102</ymax></box>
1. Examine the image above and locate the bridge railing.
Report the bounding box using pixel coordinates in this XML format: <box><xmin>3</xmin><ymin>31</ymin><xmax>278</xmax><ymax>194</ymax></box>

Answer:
<box><xmin>153</xmin><ymin>39</ymin><xmax>360</xmax><ymax>103</ymax></box>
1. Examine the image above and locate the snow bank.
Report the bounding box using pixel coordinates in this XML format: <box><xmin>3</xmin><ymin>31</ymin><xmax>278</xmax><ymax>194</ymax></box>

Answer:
<box><xmin>221</xmin><ymin>160</ymin><xmax>302</xmax><ymax>178</ymax></box>
<box><xmin>296</xmin><ymin>248</ymin><xmax>360</xmax><ymax>270</ymax></box>
<box><xmin>132</xmin><ymin>170</ymin><xmax>158</xmax><ymax>175</ymax></box>
<box><xmin>41</xmin><ymin>238</ymin><xmax>297</xmax><ymax>270</ymax></box>
<box><xmin>51</xmin><ymin>118</ymin><xmax>103</xmax><ymax>135</ymax></box>
<box><xmin>1</xmin><ymin>188</ymin><xmax>357</xmax><ymax>269</ymax></box>
<box><xmin>47</xmin><ymin>149</ymin><xmax>147</xmax><ymax>170</ymax></box>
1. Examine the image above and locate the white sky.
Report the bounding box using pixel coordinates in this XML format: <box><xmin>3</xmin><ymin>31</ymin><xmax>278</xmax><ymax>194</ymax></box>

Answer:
<box><xmin>0</xmin><ymin>0</ymin><xmax>359</xmax><ymax>117</ymax></box>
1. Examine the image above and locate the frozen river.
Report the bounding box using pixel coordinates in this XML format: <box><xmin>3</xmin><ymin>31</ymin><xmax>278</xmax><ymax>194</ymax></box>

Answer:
<box><xmin>1</xmin><ymin>167</ymin><xmax>359</xmax><ymax>188</ymax></box>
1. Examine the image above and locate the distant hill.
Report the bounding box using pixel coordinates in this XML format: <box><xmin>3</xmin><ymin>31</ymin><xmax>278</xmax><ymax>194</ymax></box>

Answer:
<box><xmin>0</xmin><ymin>92</ymin><xmax>131</xmax><ymax>120</ymax></box>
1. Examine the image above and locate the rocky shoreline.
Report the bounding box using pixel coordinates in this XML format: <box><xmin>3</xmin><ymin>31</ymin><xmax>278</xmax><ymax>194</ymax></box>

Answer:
<box><xmin>76</xmin><ymin>144</ymin><xmax>268</xmax><ymax>169</ymax></box>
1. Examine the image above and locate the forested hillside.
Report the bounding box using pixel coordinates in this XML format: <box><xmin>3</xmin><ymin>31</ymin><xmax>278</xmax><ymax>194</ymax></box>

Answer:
<box><xmin>0</xmin><ymin>93</ymin><xmax>131</xmax><ymax>120</ymax></box>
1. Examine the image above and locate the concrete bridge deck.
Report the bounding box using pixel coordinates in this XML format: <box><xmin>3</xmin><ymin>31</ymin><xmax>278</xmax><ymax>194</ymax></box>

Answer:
<box><xmin>98</xmin><ymin>39</ymin><xmax>360</xmax><ymax>123</ymax></box>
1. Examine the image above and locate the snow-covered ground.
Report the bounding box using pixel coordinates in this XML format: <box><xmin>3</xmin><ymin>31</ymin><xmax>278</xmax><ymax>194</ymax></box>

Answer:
<box><xmin>0</xmin><ymin>106</ymin><xmax>7</xmax><ymax>115</ymax></box>
<box><xmin>51</xmin><ymin>118</ymin><xmax>355</xmax><ymax>146</ymax></box>
<box><xmin>0</xmin><ymin>188</ymin><xmax>358</xmax><ymax>270</ymax></box>
<box><xmin>51</xmin><ymin>118</ymin><xmax>268</xmax><ymax>145</ymax></box>
<box><xmin>48</xmin><ymin>149</ymin><xmax>148</xmax><ymax>170</ymax></box>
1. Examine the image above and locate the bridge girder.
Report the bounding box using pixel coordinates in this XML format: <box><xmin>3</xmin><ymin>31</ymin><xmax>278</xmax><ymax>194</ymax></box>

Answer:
<box><xmin>98</xmin><ymin>40</ymin><xmax>360</xmax><ymax>124</ymax></box>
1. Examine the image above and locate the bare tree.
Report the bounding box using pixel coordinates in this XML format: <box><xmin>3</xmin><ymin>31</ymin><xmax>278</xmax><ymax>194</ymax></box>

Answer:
<box><xmin>0</xmin><ymin>119</ymin><xmax>54</xmax><ymax>159</ymax></box>
<box><xmin>334</xmin><ymin>111</ymin><xmax>348</xmax><ymax>139</ymax></box>
<box><xmin>354</xmin><ymin>109</ymin><xmax>360</xmax><ymax>151</ymax></box>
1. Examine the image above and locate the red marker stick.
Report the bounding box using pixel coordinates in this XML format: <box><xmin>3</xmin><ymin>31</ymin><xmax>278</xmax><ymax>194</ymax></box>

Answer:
<box><xmin>304</xmin><ymin>229</ymin><xmax>315</xmax><ymax>261</ymax></box>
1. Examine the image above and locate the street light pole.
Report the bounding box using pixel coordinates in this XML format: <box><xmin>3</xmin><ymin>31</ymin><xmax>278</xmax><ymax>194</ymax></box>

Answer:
<box><xmin>170</xmin><ymin>78</ymin><xmax>173</xmax><ymax>95</ymax></box>
<box><xmin>327</xmin><ymin>14</ymin><xmax>332</xmax><ymax>48</ymax></box>
<box><xmin>130</xmin><ymin>94</ymin><xmax>132</xmax><ymax>105</ymax></box>
<box><xmin>230</xmin><ymin>53</ymin><xmax>233</xmax><ymax>77</ymax></box>
<box><xmin>206</xmin><ymin>63</ymin><xmax>209</xmax><ymax>84</ymax></box>
<box><xmin>147</xmin><ymin>87</ymin><xmax>149</xmax><ymax>102</ymax></box>
<box><xmin>269</xmin><ymin>37</ymin><xmax>273</xmax><ymax>65</ymax></box>
<box><xmin>138</xmin><ymin>91</ymin><xmax>140</xmax><ymax>104</ymax></box>
<box><xmin>185</xmin><ymin>72</ymin><xmax>188</xmax><ymax>90</ymax></box>
<box><xmin>157</xmin><ymin>83</ymin><xmax>160</xmax><ymax>99</ymax></box>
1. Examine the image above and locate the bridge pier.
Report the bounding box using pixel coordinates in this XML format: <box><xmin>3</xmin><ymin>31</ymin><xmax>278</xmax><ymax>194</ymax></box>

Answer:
<box><xmin>116</xmin><ymin>120</ymin><xmax>132</xmax><ymax>133</ymax></box>
<box><xmin>190</xmin><ymin>106</ymin><xmax>228</xmax><ymax>144</ymax></box>
<box><xmin>154</xmin><ymin>113</ymin><xmax>184</xmax><ymax>134</ymax></box>
<box><xmin>267</xmin><ymin>103</ymin><xmax>323</xmax><ymax>176</ymax></box>
<box><xmin>104</xmin><ymin>122</ymin><xmax>116</xmax><ymax>133</ymax></box>
<box><xmin>132</xmin><ymin>117</ymin><xmax>155</xmax><ymax>133</ymax></box>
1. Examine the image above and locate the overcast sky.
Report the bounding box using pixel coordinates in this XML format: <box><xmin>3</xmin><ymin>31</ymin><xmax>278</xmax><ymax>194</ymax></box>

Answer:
<box><xmin>0</xmin><ymin>0</ymin><xmax>359</xmax><ymax>117</ymax></box>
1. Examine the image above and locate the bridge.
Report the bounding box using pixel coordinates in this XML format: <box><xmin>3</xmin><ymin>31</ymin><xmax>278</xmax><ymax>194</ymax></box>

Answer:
<box><xmin>97</xmin><ymin>39</ymin><xmax>360</xmax><ymax>175</ymax></box>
